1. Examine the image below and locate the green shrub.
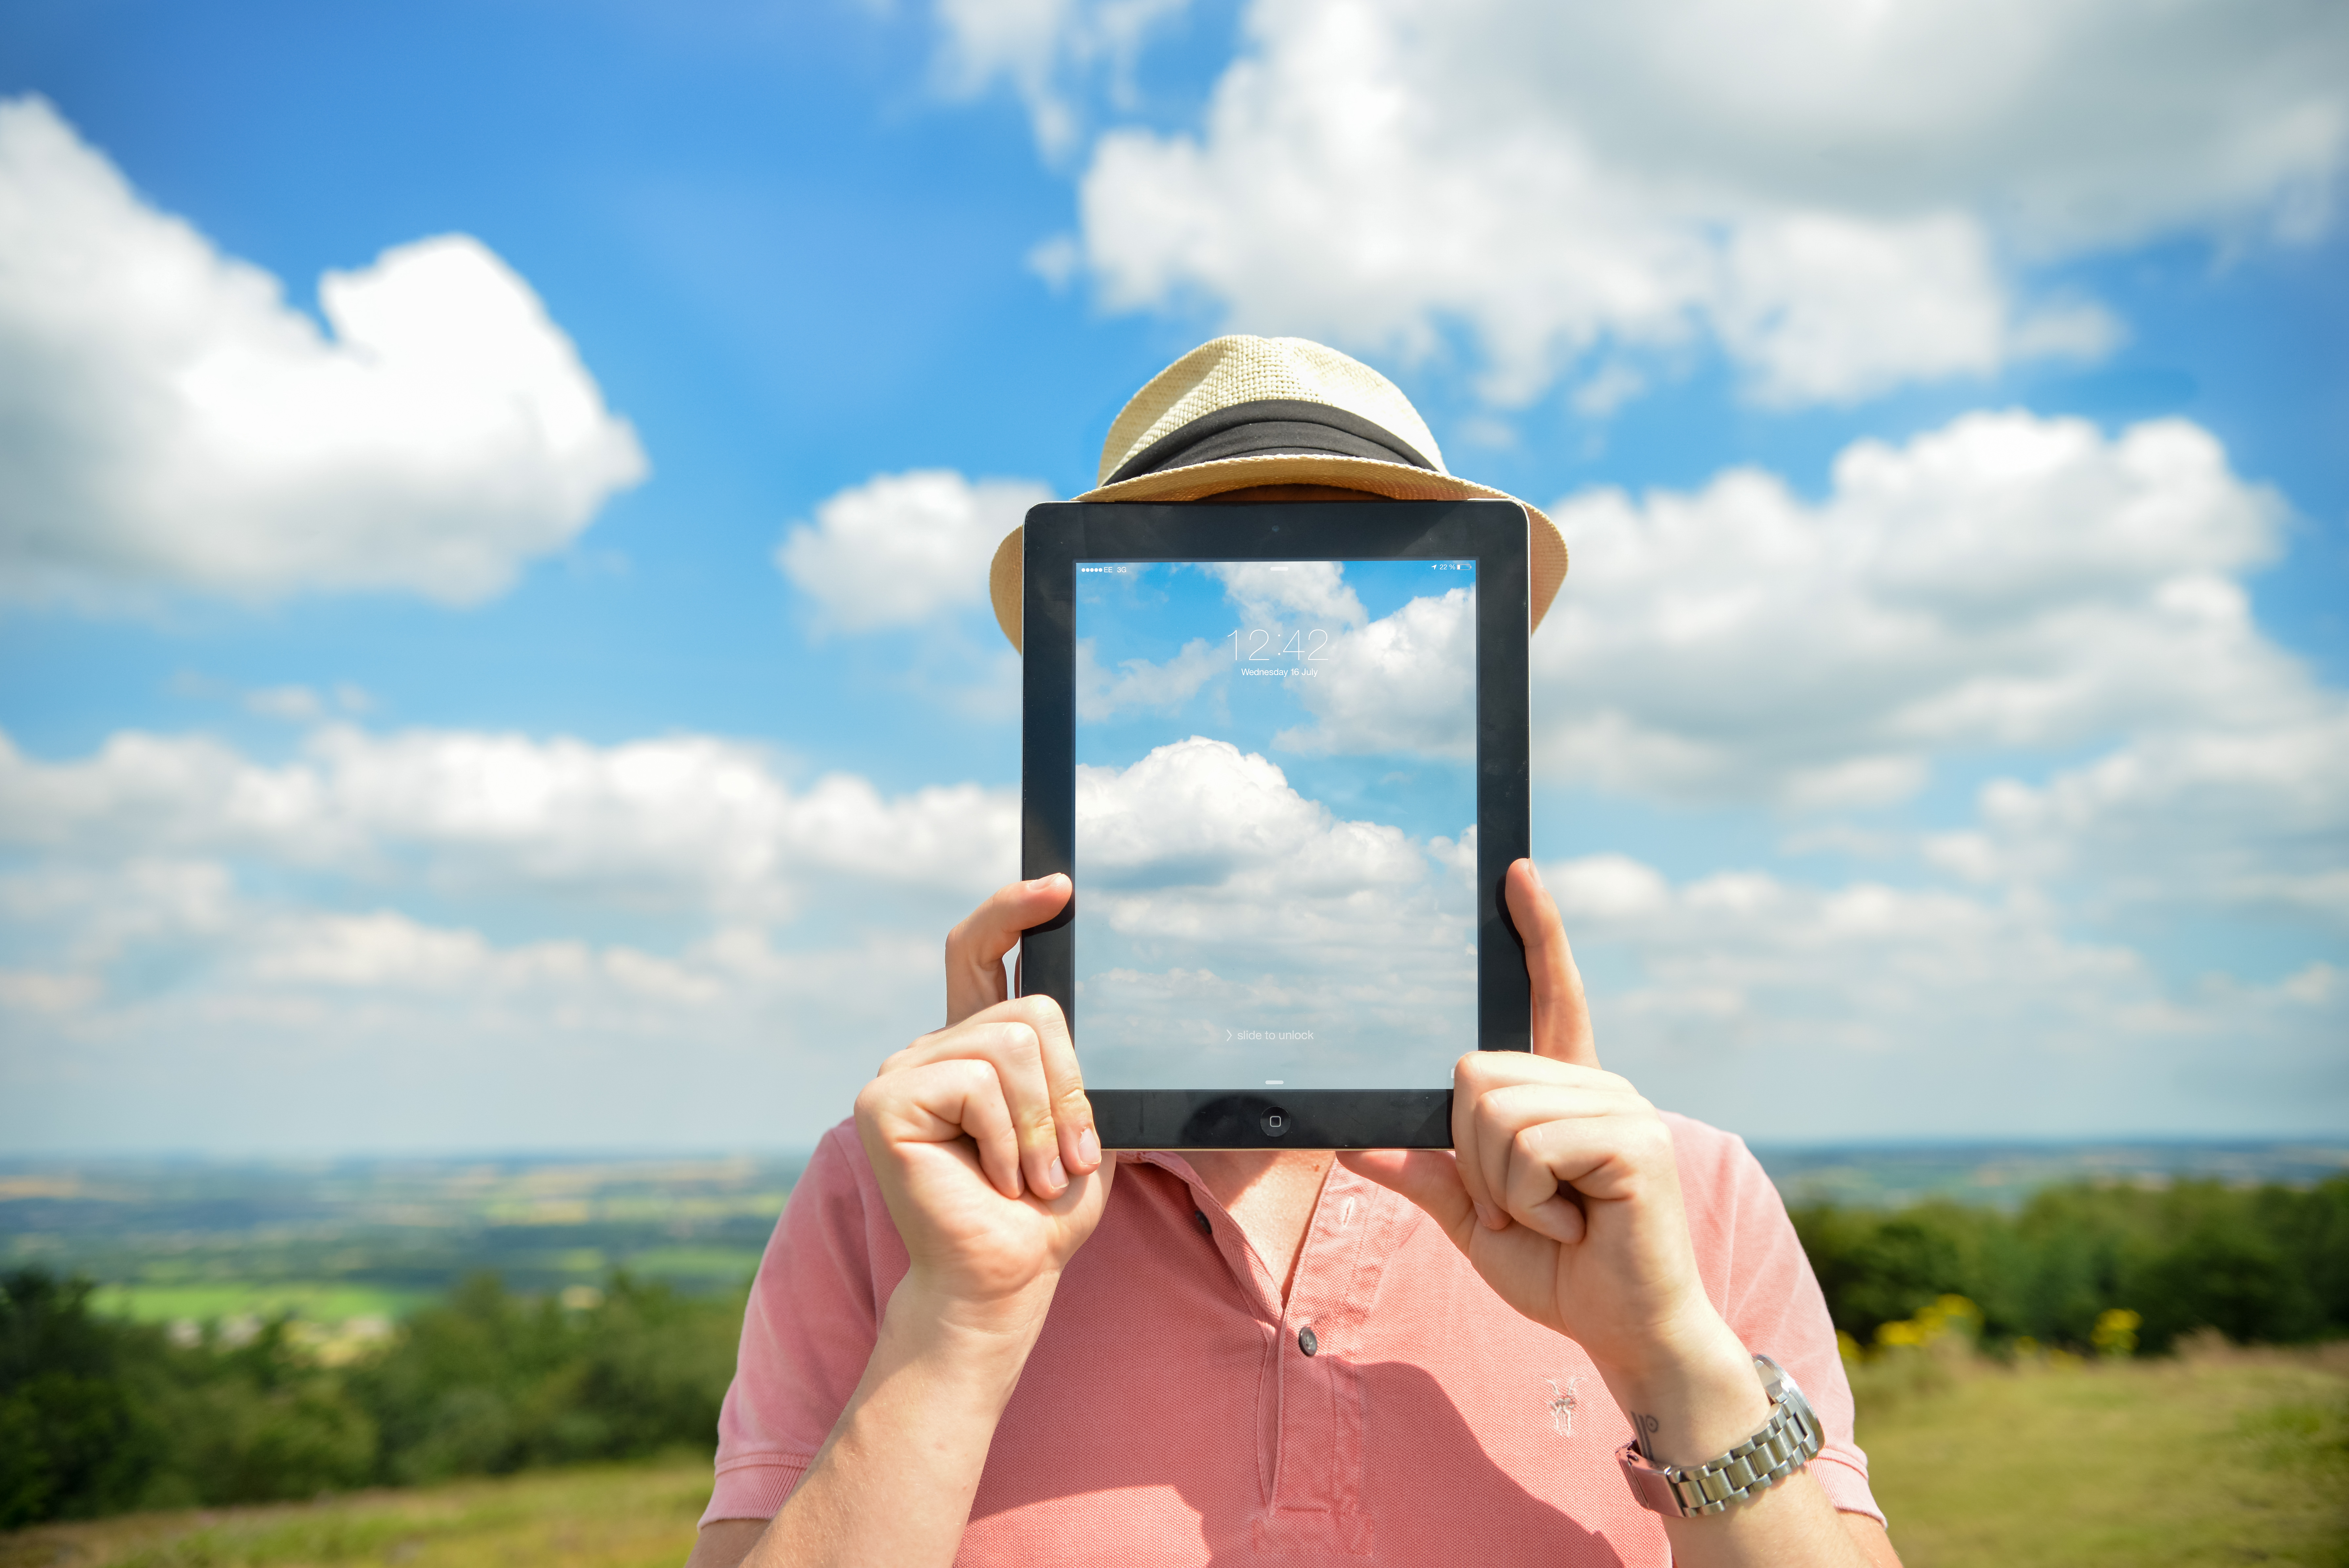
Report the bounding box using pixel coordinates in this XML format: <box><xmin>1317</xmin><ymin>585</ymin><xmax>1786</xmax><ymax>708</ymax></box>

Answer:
<box><xmin>350</xmin><ymin>1271</ymin><xmax>739</xmax><ymax>1482</ymax></box>
<box><xmin>0</xmin><ymin>1269</ymin><xmax>170</xmax><ymax>1525</ymax></box>
<box><xmin>1792</xmin><ymin>1174</ymin><xmax>2349</xmax><ymax>1358</ymax></box>
<box><xmin>2133</xmin><ymin>1225</ymin><xmax>2323</xmax><ymax>1351</ymax></box>
<box><xmin>0</xmin><ymin>1266</ymin><xmax>743</xmax><ymax>1526</ymax></box>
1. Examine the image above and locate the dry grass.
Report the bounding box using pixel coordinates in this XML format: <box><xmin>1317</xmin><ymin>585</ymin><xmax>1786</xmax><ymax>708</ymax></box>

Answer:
<box><xmin>0</xmin><ymin>1460</ymin><xmax>712</xmax><ymax>1568</ymax></box>
<box><xmin>1860</xmin><ymin>1338</ymin><xmax>2349</xmax><ymax>1568</ymax></box>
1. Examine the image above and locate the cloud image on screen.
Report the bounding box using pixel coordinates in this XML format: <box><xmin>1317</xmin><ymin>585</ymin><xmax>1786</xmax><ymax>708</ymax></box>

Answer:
<box><xmin>1072</xmin><ymin>559</ymin><xmax>1476</xmax><ymax>1089</ymax></box>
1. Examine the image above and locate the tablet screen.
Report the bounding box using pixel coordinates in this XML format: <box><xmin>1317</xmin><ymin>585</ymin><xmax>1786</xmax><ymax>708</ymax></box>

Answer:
<box><xmin>1072</xmin><ymin>559</ymin><xmax>1477</xmax><ymax>1091</ymax></box>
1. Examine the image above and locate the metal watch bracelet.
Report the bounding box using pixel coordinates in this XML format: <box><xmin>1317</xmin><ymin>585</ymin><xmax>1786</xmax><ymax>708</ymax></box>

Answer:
<box><xmin>1616</xmin><ymin>1354</ymin><xmax>1824</xmax><ymax>1518</ymax></box>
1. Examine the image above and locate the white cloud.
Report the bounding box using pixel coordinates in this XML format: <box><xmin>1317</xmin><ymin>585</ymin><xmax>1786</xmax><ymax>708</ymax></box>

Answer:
<box><xmin>0</xmin><ymin>724</ymin><xmax>1018</xmax><ymax>921</ymax></box>
<box><xmin>1927</xmin><ymin>708</ymin><xmax>2349</xmax><ymax>926</ymax></box>
<box><xmin>1543</xmin><ymin>853</ymin><xmax>2349</xmax><ymax>1139</ymax></box>
<box><xmin>776</xmin><ymin>468</ymin><xmax>1053</xmax><ymax>633</ymax></box>
<box><xmin>0</xmin><ymin>967</ymin><xmax>100</xmax><ymax>1015</ymax></box>
<box><xmin>1208</xmin><ymin>560</ymin><xmax>1367</xmax><ymax>630</ymax></box>
<box><xmin>1074</xmin><ymin>737</ymin><xmax>1465</xmax><ymax>961</ymax></box>
<box><xmin>0</xmin><ymin>720</ymin><xmax>1023</xmax><ymax>1151</ymax></box>
<box><xmin>933</xmin><ymin>0</ymin><xmax>1195</xmax><ymax>156</ymax></box>
<box><xmin>1046</xmin><ymin>0</ymin><xmax>2346</xmax><ymax>404</ymax></box>
<box><xmin>1077</xmin><ymin>957</ymin><xmax>1476</xmax><ymax>1087</ymax></box>
<box><xmin>0</xmin><ymin>881</ymin><xmax>943</xmax><ymax>1153</ymax></box>
<box><xmin>4</xmin><ymin>706</ymin><xmax>2335</xmax><ymax>1147</ymax></box>
<box><xmin>1084</xmin><ymin>565</ymin><xmax>1473</xmax><ymax>757</ymax></box>
<box><xmin>1073</xmin><ymin>735</ymin><xmax>1474</xmax><ymax>1081</ymax></box>
<box><xmin>1280</xmin><ymin>585</ymin><xmax>1474</xmax><ymax>758</ymax></box>
<box><xmin>1534</xmin><ymin>406</ymin><xmax>2349</xmax><ymax>939</ymax></box>
<box><xmin>1073</xmin><ymin>564</ymin><xmax>1469</xmax><ymax>734</ymax></box>
<box><xmin>1075</xmin><ymin>635</ymin><xmax>1225</xmax><ymax>721</ymax></box>
<box><xmin>1535</xmin><ymin>410</ymin><xmax>2297</xmax><ymax>807</ymax></box>
<box><xmin>245</xmin><ymin>686</ymin><xmax>330</xmax><ymax>724</ymax></box>
<box><xmin>234</xmin><ymin>906</ymin><xmax>768</xmax><ymax>1010</ymax></box>
<box><xmin>1077</xmin><ymin>735</ymin><xmax>1429</xmax><ymax>902</ymax></box>
<box><xmin>243</xmin><ymin>683</ymin><xmax>371</xmax><ymax>724</ymax></box>
<box><xmin>1075</xmin><ymin>735</ymin><xmax>1465</xmax><ymax>980</ymax></box>
<box><xmin>0</xmin><ymin>96</ymin><xmax>647</xmax><ymax>606</ymax></box>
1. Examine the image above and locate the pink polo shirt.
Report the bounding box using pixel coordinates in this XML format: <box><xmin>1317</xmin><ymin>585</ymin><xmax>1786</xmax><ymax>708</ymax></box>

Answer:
<box><xmin>704</xmin><ymin>1112</ymin><xmax>1882</xmax><ymax>1564</ymax></box>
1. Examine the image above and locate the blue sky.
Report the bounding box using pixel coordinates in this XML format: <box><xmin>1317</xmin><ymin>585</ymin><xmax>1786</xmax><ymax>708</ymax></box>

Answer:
<box><xmin>1074</xmin><ymin>560</ymin><xmax>1474</xmax><ymax>834</ymax></box>
<box><xmin>1</xmin><ymin>0</ymin><xmax>2343</xmax><ymax>1152</ymax></box>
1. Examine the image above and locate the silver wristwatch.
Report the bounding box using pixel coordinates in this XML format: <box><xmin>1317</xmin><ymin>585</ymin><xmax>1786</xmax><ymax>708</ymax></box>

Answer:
<box><xmin>1617</xmin><ymin>1355</ymin><xmax>1824</xmax><ymax>1517</ymax></box>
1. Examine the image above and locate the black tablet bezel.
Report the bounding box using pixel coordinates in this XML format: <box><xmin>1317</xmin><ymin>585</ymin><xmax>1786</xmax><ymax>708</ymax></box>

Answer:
<box><xmin>1019</xmin><ymin>499</ymin><xmax>1531</xmax><ymax>1149</ymax></box>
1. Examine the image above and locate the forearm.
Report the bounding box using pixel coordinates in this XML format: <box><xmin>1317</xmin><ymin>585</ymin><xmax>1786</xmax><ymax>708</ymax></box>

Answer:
<box><xmin>1601</xmin><ymin>1315</ymin><xmax>1873</xmax><ymax>1568</ymax></box>
<box><xmin>744</xmin><ymin>1275</ymin><xmax>1052</xmax><ymax>1568</ymax></box>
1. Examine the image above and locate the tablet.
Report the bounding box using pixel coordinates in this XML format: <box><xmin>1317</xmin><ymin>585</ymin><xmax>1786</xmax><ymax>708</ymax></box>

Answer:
<box><xmin>1019</xmin><ymin>499</ymin><xmax>1531</xmax><ymax>1149</ymax></box>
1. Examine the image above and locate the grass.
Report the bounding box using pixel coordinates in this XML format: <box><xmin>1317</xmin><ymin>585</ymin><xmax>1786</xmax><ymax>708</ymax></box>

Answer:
<box><xmin>0</xmin><ymin>1461</ymin><xmax>712</xmax><ymax>1568</ymax></box>
<box><xmin>1860</xmin><ymin>1340</ymin><xmax>2349</xmax><ymax>1567</ymax></box>
<box><xmin>3</xmin><ymin>1346</ymin><xmax>2340</xmax><ymax>1568</ymax></box>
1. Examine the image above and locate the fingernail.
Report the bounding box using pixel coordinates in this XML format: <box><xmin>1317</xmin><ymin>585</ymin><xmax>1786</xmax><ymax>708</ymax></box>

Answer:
<box><xmin>1048</xmin><ymin>1156</ymin><xmax>1067</xmax><ymax>1190</ymax></box>
<box><xmin>1528</xmin><ymin>860</ymin><xmax>1546</xmax><ymax>889</ymax></box>
<box><xmin>1474</xmin><ymin>1200</ymin><xmax>1500</xmax><ymax>1230</ymax></box>
<box><xmin>1079</xmin><ymin>1126</ymin><xmax>1100</xmax><ymax>1166</ymax></box>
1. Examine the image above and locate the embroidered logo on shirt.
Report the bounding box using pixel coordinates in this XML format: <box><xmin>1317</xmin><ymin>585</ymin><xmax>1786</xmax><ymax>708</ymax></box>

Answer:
<box><xmin>1543</xmin><ymin>1374</ymin><xmax>1586</xmax><ymax>1436</ymax></box>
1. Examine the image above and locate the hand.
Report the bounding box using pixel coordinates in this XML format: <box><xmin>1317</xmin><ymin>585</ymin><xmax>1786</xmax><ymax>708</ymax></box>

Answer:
<box><xmin>855</xmin><ymin>874</ymin><xmax>1111</xmax><ymax>1330</ymax></box>
<box><xmin>1340</xmin><ymin>860</ymin><xmax>1737</xmax><ymax>1384</ymax></box>
<box><xmin>751</xmin><ymin>877</ymin><xmax>1113</xmax><ymax>1568</ymax></box>
<box><xmin>945</xmin><ymin>872</ymin><xmax>1073</xmax><ymax>1026</ymax></box>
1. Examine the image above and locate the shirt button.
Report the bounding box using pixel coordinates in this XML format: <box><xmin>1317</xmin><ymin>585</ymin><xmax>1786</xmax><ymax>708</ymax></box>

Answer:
<box><xmin>1297</xmin><ymin>1326</ymin><xmax>1318</xmax><ymax>1356</ymax></box>
<box><xmin>1194</xmin><ymin>1210</ymin><xmax>1212</xmax><ymax>1236</ymax></box>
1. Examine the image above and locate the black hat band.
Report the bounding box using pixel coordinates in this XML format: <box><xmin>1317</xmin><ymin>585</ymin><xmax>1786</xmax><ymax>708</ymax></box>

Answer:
<box><xmin>1103</xmin><ymin>398</ymin><xmax>1438</xmax><ymax>488</ymax></box>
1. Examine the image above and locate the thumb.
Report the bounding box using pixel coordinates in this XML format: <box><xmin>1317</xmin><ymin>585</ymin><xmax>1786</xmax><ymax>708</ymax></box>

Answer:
<box><xmin>1506</xmin><ymin>859</ymin><xmax>1598</xmax><ymax>1067</ymax></box>
<box><xmin>1339</xmin><ymin>1149</ymin><xmax>1479</xmax><ymax>1244</ymax></box>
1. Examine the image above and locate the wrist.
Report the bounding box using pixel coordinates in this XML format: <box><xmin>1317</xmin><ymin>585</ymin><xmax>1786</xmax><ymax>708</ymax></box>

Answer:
<box><xmin>884</xmin><ymin>1269</ymin><xmax>1061</xmax><ymax>1373</ymax></box>
<box><xmin>782</xmin><ymin>1270</ymin><xmax>1062</xmax><ymax>1563</ymax></box>
<box><xmin>1596</xmin><ymin>1310</ymin><xmax>1771</xmax><ymax>1468</ymax></box>
<box><xmin>823</xmin><ymin>1271</ymin><xmax>1061</xmax><ymax>1469</ymax></box>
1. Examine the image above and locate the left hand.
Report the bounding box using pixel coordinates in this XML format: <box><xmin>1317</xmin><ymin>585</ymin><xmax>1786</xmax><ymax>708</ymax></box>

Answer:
<box><xmin>1340</xmin><ymin>859</ymin><xmax>1732</xmax><ymax>1383</ymax></box>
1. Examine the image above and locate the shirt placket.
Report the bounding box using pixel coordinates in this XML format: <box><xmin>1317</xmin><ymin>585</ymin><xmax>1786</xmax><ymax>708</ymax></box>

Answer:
<box><xmin>1148</xmin><ymin>1155</ymin><xmax>1400</xmax><ymax>1560</ymax></box>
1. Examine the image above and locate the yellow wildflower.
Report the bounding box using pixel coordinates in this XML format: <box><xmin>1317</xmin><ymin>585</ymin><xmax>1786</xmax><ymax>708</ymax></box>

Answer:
<box><xmin>2091</xmin><ymin>1308</ymin><xmax>2140</xmax><ymax>1359</ymax></box>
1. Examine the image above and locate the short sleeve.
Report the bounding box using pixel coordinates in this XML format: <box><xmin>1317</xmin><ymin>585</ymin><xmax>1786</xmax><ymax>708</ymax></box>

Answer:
<box><xmin>701</xmin><ymin>1119</ymin><xmax>912</xmax><ymax>1525</ymax></box>
<box><xmin>1665</xmin><ymin>1113</ymin><xmax>1885</xmax><ymax>1527</ymax></box>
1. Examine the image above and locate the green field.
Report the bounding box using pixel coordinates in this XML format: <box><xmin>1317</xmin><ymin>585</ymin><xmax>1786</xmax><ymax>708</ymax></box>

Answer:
<box><xmin>6</xmin><ymin>1345</ymin><xmax>2340</xmax><ymax>1568</ymax></box>
<box><xmin>2</xmin><ymin>1156</ymin><xmax>800</xmax><ymax>1330</ymax></box>
<box><xmin>90</xmin><ymin>1282</ymin><xmax>430</xmax><ymax>1325</ymax></box>
<box><xmin>83</xmin><ymin>1264</ymin><xmax>759</xmax><ymax>1329</ymax></box>
<box><xmin>610</xmin><ymin>1247</ymin><xmax>765</xmax><ymax>1283</ymax></box>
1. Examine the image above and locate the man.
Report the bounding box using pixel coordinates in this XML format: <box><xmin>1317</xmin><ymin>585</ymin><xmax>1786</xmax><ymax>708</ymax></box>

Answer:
<box><xmin>688</xmin><ymin>338</ymin><xmax>1902</xmax><ymax>1567</ymax></box>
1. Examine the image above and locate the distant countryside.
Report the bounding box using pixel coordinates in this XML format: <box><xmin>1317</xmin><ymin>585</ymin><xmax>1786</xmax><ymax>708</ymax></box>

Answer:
<box><xmin>5</xmin><ymin>1142</ymin><xmax>2347</xmax><ymax>1567</ymax></box>
<box><xmin>1</xmin><ymin>1155</ymin><xmax>803</xmax><ymax>1341</ymax></box>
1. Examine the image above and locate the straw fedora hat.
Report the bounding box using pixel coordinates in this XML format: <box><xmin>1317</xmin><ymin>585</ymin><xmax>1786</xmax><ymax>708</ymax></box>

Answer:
<box><xmin>988</xmin><ymin>335</ymin><xmax>1567</xmax><ymax>650</ymax></box>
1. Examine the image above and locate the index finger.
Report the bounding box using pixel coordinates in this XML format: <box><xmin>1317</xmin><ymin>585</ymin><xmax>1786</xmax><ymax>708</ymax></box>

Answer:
<box><xmin>964</xmin><ymin>994</ymin><xmax>1103</xmax><ymax>1188</ymax></box>
<box><xmin>946</xmin><ymin>874</ymin><xmax>1072</xmax><ymax>1026</ymax></box>
<box><xmin>1506</xmin><ymin>859</ymin><xmax>1597</xmax><ymax>1067</ymax></box>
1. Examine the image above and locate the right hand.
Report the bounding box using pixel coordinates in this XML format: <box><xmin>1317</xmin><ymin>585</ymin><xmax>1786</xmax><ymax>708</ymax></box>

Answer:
<box><xmin>853</xmin><ymin>874</ymin><xmax>1111</xmax><ymax>1327</ymax></box>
